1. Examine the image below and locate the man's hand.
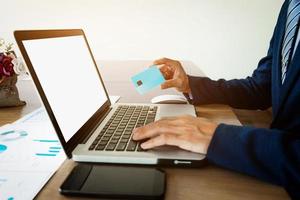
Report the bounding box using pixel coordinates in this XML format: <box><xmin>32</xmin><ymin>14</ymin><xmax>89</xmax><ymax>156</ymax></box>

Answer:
<box><xmin>154</xmin><ymin>58</ymin><xmax>191</xmax><ymax>93</ymax></box>
<box><xmin>132</xmin><ymin>115</ymin><xmax>218</xmax><ymax>154</ymax></box>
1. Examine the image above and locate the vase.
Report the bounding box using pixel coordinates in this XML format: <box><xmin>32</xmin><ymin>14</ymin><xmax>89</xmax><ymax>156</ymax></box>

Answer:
<box><xmin>0</xmin><ymin>75</ymin><xmax>26</xmax><ymax>107</ymax></box>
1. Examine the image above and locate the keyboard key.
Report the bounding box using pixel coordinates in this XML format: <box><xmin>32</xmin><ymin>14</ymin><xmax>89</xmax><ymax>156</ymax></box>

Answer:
<box><xmin>122</xmin><ymin>135</ymin><xmax>131</xmax><ymax>139</ymax></box>
<box><xmin>126</xmin><ymin>141</ymin><xmax>137</xmax><ymax>151</ymax></box>
<box><xmin>112</xmin><ymin>135</ymin><xmax>121</xmax><ymax>140</ymax></box>
<box><xmin>96</xmin><ymin>144</ymin><xmax>106</xmax><ymax>150</ymax></box>
<box><xmin>135</xmin><ymin>124</ymin><xmax>143</xmax><ymax>128</ymax></box>
<box><xmin>124</xmin><ymin>130</ymin><xmax>132</xmax><ymax>135</ymax></box>
<box><xmin>110</xmin><ymin>139</ymin><xmax>119</xmax><ymax>144</ymax></box>
<box><xmin>125</xmin><ymin>128</ymin><xmax>133</xmax><ymax>132</ymax></box>
<box><xmin>99</xmin><ymin>141</ymin><xmax>108</xmax><ymax>145</ymax></box>
<box><xmin>120</xmin><ymin>138</ymin><xmax>129</xmax><ymax>143</ymax></box>
<box><xmin>106</xmin><ymin>130</ymin><xmax>114</xmax><ymax>134</ymax></box>
<box><xmin>89</xmin><ymin>144</ymin><xmax>96</xmax><ymax>150</ymax></box>
<box><xmin>116</xmin><ymin>142</ymin><xmax>127</xmax><ymax>151</ymax></box>
<box><xmin>105</xmin><ymin>133</ymin><xmax>114</xmax><ymax>138</ymax></box>
<box><xmin>136</xmin><ymin>139</ymin><xmax>147</xmax><ymax>152</ymax></box>
<box><xmin>89</xmin><ymin>105</ymin><xmax>157</xmax><ymax>152</ymax></box>
<box><xmin>105</xmin><ymin>143</ymin><xmax>116</xmax><ymax>151</ymax></box>
<box><xmin>137</xmin><ymin>144</ymin><xmax>146</xmax><ymax>152</ymax></box>
<box><xmin>102</xmin><ymin>136</ymin><xmax>111</xmax><ymax>141</ymax></box>
<box><xmin>145</xmin><ymin>120</ymin><xmax>153</xmax><ymax>124</ymax></box>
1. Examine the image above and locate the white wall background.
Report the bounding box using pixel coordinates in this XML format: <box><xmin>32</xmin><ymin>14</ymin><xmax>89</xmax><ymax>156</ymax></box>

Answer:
<box><xmin>1</xmin><ymin>0</ymin><xmax>283</xmax><ymax>79</ymax></box>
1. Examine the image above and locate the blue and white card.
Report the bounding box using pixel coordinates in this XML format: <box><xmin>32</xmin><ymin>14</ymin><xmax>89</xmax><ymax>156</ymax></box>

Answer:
<box><xmin>131</xmin><ymin>65</ymin><xmax>165</xmax><ymax>95</ymax></box>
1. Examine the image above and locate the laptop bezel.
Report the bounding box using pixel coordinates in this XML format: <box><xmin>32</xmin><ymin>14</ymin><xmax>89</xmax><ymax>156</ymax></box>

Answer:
<box><xmin>14</xmin><ymin>29</ymin><xmax>112</xmax><ymax>158</ymax></box>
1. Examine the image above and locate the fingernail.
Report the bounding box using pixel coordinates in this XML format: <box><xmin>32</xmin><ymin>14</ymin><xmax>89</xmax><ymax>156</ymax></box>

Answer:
<box><xmin>132</xmin><ymin>134</ymin><xmax>138</xmax><ymax>140</ymax></box>
<box><xmin>141</xmin><ymin>142</ymin><xmax>149</xmax><ymax>149</ymax></box>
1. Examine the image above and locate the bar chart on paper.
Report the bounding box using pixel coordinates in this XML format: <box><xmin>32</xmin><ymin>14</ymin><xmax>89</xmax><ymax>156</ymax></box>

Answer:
<box><xmin>0</xmin><ymin>124</ymin><xmax>65</xmax><ymax>172</ymax></box>
<box><xmin>33</xmin><ymin>139</ymin><xmax>62</xmax><ymax>157</ymax></box>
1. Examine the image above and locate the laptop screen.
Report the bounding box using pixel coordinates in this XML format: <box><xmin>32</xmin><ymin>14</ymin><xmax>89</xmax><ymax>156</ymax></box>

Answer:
<box><xmin>23</xmin><ymin>35</ymin><xmax>108</xmax><ymax>142</ymax></box>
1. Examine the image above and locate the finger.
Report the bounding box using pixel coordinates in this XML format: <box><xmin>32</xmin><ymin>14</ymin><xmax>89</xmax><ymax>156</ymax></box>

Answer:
<box><xmin>159</xmin><ymin>116</ymin><xmax>178</xmax><ymax>121</ymax></box>
<box><xmin>158</xmin><ymin>64</ymin><xmax>174</xmax><ymax>72</ymax></box>
<box><xmin>153</xmin><ymin>57</ymin><xmax>173</xmax><ymax>65</ymax></box>
<box><xmin>158</xmin><ymin>64</ymin><xmax>170</xmax><ymax>72</ymax></box>
<box><xmin>132</xmin><ymin>122</ymin><xmax>170</xmax><ymax>140</ymax></box>
<box><xmin>161</xmin><ymin>79</ymin><xmax>179</xmax><ymax>89</ymax></box>
<box><xmin>141</xmin><ymin>133</ymin><xmax>182</xmax><ymax>149</ymax></box>
<box><xmin>159</xmin><ymin>64</ymin><xmax>173</xmax><ymax>80</ymax></box>
<box><xmin>132</xmin><ymin>121</ymin><xmax>179</xmax><ymax>140</ymax></box>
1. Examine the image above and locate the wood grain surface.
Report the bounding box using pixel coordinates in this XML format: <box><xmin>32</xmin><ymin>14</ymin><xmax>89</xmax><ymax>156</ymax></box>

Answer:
<box><xmin>0</xmin><ymin>61</ymin><xmax>288</xmax><ymax>200</ymax></box>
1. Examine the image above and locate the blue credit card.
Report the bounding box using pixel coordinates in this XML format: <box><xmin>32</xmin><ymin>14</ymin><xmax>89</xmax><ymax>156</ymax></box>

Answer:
<box><xmin>131</xmin><ymin>65</ymin><xmax>165</xmax><ymax>95</ymax></box>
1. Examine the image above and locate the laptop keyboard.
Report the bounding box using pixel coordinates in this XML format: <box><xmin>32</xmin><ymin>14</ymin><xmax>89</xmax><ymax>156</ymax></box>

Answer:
<box><xmin>88</xmin><ymin>105</ymin><xmax>157</xmax><ymax>152</ymax></box>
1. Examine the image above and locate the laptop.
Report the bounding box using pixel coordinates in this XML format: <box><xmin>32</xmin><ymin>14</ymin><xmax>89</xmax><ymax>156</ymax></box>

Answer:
<box><xmin>14</xmin><ymin>29</ymin><xmax>206</xmax><ymax>166</ymax></box>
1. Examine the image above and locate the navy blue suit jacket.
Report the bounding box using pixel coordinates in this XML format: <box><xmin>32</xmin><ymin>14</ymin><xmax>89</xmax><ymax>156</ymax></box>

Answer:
<box><xmin>188</xmin><ymin>1</ymin><xmax>300</xmax><ymax>198</ymax></box>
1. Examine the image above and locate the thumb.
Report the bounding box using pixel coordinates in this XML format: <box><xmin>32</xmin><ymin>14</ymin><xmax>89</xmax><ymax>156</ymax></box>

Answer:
<box><xmin>161</xmin><ymin>79</ymin><xmax>178</xmax><ymax>90</ymax></box>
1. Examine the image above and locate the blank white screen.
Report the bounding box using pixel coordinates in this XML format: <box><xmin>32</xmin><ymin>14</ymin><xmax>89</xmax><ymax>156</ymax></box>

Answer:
<box><xmin>23</xmin><ymin>36</ymin><xmax>108</xmax><ymax>142</ymax></box>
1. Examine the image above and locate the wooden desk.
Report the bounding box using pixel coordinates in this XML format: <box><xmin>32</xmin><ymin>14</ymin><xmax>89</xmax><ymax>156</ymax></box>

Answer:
<box><xmin>0</xmin><ymin>61</ymin><xmax>289</xmax><ymax>200</ymax></box>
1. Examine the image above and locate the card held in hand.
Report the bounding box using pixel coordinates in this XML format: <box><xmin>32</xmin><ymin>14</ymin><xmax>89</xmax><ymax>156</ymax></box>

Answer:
<box><xmin>131</xmin><ymin>65</ymin><xmax>165</xmax><ymax>95</ymax></box>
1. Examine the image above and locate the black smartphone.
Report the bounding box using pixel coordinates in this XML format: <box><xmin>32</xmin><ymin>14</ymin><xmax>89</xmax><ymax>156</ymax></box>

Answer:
<box><xmin>60</xmin><ymin>164</ymin><xmax>165</xmax><ymax>200</ymax></box>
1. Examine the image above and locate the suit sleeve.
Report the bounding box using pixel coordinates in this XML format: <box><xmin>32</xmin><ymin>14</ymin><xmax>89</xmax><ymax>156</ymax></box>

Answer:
<box><xmin>207</xmin><ymin>124</ymin><xmax>300</xmax><ymax>199</ymax></box>
<box><xmin>189</xmin><ymin>1</ymin><xmax>300</xmax><ymax>197</ymax></box>
<box><xmin>187</xmin><ymin>23</ymin><xmax>278</xmax><ymax>110</ymax></box>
